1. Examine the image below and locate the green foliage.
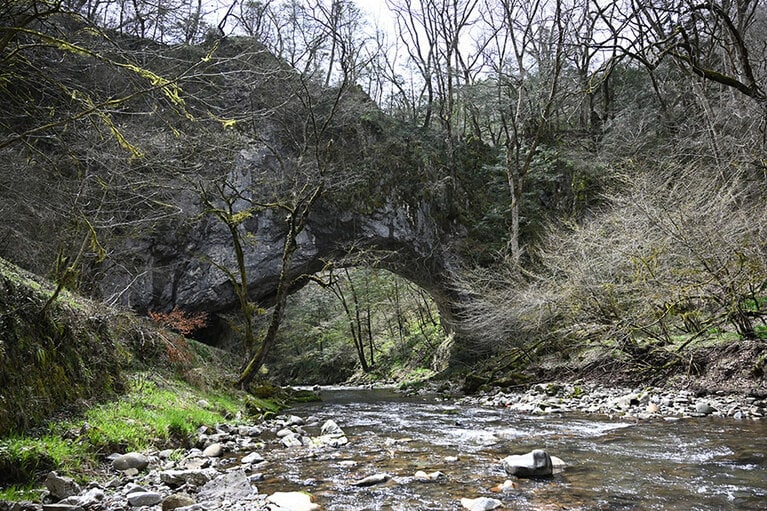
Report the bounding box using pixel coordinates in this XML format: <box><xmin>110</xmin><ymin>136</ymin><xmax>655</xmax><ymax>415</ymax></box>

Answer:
<box><xmin>265</xmin><ymin>268</ymin><xmax>445</xmax><ymax>384</ymax></box>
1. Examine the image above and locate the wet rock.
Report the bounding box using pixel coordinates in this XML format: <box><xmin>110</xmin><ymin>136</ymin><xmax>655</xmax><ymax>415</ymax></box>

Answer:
<box><xmin>159</xmin><ymin>468</ymin><xmax>220</xmax><ymax>487</ymax></box>
<box><xmin>197</xmin><ymin>470</ymin><xmax>254</xmax><ymax>502</ymax></box>
<box><xmin>280</xmin><ymin>433</ymin><xmax>304</xmax><ymax>448</ymax></box>
<box><xmin>240</xmin><ymin>452</ymin><xmax>265</xmax><ymax>465</ymax></box>
<box><xmin>550</xmin><ymin>455</ymin><xmax>567</xmax><ymax>474</ymax></box>
<box><xmin>113</xmin><ymin>453</ymin><xmax>149</xmax><ymax>472</ymax></box>
<box><xmin>413</xmin><ymin>471</ymin><xmax>444</xmax><ymax>482</ymax></box>
<box><xmin>488</xmin><ymin>480</ymin><xmax>518</xmax><ymax>493</ymax></box>
<box><xmin>127</xmin><ymin>492</ymin><xmax>162</xmax><ymax>507</ymax></box>
<box><xmin>276</xmin><ymin>428</ymin><xmax>293</xmax><ymax>438</ymax></box>
<box><xmin>314</xmin><ymin>419</ymin><xmax>347</xmax><ymax>447</ymax></box>
<box><xmin>266</xmin><ymin>492</ymin><xmax>320</xmax><ymax>511</ymax></box>
<box><xmin>320</xmin><ymin>420</ymin><xmax>344</xmax><ymax>437</ymax></box>
<box><xmin>161</xmin><ymin>494</ymin><xmax>196</xmax><ymax>511</ymax></box>
<box><xmin>287</xmin><ymin>415</ymin><xmax>305</xmax><ymax>426</ymax></box>
<box><xmin>351</xmin><ymin>473</ymin><xmax>391</xmax><ymax>487</ymax></box>
<box><xmin>45</xmin><ymin>472</ymin><xmax>82</xmax><ymax>501</ymax></box>
<box><xmin>460</xmin><ymin>497</ymin><xmax>502</xmax><ymax>510</ymax></box>
<box><xmin>202</xmin><ymin>443</ymin><xmax>224</xmax><ymax>458</ymax></box>
<box><xmin>501</xmin><ymin>449</ymin><xmax>554</xmax><ymax>478</ymax></box>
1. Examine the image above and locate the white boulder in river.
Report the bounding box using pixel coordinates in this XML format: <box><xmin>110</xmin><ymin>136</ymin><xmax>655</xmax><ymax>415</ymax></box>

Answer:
<box><xmin>460</xmin><ymin>496</ymin><xmax>503</xmax><ymax>510</ymax></box>
<box><xmin>501</xmin><ymin>449</ymin><xmax>557</xmax><ymax>477</ymax></box>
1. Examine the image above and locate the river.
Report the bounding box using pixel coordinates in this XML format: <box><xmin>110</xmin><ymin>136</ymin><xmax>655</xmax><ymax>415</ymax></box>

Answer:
<box><xmin>253</xmin><ymin>387</ymin><xmax>767</xmax><ymax>510</ymax></box>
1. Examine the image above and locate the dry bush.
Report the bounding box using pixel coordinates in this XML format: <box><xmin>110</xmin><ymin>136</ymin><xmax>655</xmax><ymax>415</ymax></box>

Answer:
<box><xmin>457</xmin><ymin>165</ymin><xmax>767</xmax><ymax>359</ymax></box>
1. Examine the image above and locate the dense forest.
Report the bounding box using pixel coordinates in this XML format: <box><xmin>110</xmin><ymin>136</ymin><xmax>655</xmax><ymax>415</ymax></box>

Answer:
<box><xmin>2</xmin><ymin>0</ymin><xmax>767</xmax><ymax>390</ymax></box>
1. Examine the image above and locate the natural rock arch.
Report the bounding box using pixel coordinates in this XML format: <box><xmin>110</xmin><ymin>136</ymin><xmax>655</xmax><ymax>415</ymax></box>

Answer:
<box><xmin>111</xmin><ymin>179</ymin><xmax>467</xmax><ymax>345</ymax></box>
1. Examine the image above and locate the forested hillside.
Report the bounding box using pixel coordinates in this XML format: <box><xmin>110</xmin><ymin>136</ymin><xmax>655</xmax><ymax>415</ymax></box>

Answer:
<box><xmin>1</xmin><ymin>0</ymin><xmax>766</xmax><ymax>390</ymax></box>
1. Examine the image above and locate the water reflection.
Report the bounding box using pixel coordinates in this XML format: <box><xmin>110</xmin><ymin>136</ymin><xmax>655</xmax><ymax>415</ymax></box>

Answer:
<box><xmin>254</xmin><ymin>387</ymin><xmax>767</xmax><ymax>510</ymax></box>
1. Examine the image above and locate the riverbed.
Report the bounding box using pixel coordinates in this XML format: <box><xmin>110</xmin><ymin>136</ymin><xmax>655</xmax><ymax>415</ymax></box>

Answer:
<box><xmin>256</xmin><ymin>387</ymin><xmax>767</xmax><ymax>510</ymax></box>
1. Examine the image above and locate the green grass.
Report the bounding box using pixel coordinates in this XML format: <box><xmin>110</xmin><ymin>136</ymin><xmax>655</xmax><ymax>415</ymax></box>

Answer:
<box><xmin>82</xmin><ymin>374</ymin><xmax>243</xmax><ymax>453</ymax></box>
<box><xmin>0</xmin><ymin>484</ymin><xmax>39</xmax><ymax>502</ymax></box>
<box><xmin>0</xmin><ymin>371</ymin><xmax>260</xmax><ymax>494</ymax></box>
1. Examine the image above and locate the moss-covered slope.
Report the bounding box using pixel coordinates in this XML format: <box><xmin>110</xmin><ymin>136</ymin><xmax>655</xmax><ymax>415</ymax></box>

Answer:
<box><xmin>0</xmin><ymin>256</ymin><xmax>238</xmax><ymax>436</ymax></box>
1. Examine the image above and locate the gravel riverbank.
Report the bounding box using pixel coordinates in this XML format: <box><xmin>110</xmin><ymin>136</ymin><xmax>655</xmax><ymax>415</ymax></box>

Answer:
<box><xmin>459</xmin><ymin>381</ymin><xmax>767</xmax><ymax>420</ymax></box>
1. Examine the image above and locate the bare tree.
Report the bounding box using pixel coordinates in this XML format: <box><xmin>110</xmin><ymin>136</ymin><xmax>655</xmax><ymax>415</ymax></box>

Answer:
<box><xmin>480</xmin><ymin>0</ymin><xmax>569</xmax><ymax>266</ymax></box>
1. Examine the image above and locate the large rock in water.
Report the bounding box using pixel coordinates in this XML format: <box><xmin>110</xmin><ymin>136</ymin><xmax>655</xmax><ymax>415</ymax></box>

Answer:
<box><xmin>266</xmin><ymin>492</ymin><xmax>320</xmax><ymax>511</ymax></box>
<box><xmin>501</xmin><ymin>449</ymin><xmax>554</xmax><ymax>478</ymax></box>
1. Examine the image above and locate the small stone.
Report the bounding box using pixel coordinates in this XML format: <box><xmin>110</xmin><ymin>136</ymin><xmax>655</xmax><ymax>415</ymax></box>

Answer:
<box><xmin>266</xmin><ymin>492</ymin><xmax>320</xmax><ymax>511</ymax></box>
<box><xmin>127</xmin><ymin>492</ymin><xmax>162</xmax><ymax>507</ymax></box>
<box><xmin>240</xmin><ymin>452</ymin><xmax>265</xmax><ymax>465</ymax></box>
<box><xmin>45</xmin><ymin>472</ymin><xmax>82</xmax><ymax>500</ymax></box>
<box><xmin>42</xmin><ymin>505</ymin><xmax>83</xmax><ymax>511</ymax></box>
<box><xmin>695</xmin><ymin>402</ymin><xmax>714</xmax><ymax>415</ymax></box>
<box><xmin>161</xmin><ymin>494</ymin><xmax>196</xmax><ymax>511</ymax></box>
<box><xmin>196</xmin><ymin>399</ymin><xmax>210</xmax><ymax>408</ymax></box>
<box><xmin>281</xmin><ymin>433</ymin><xmax>303</xmax><ymax>448</ymax></box>
<box><xmin>159</xmin><ymin>468</ymin><xmax>220</xmax><ymax>487</ymax></box>
<box><xmin>113</xmin><ymin>452</ymin><xmax>149</xmax><ymax>471</ymax></box>
<box><xmin>460</xmin><ymin>497</ymin><xmax>502</xmax><ymax>511</ymax></box>
<box><xmin>351</xmin><ymin>473</ymin><xmax>391</xmax><ymax>487</ymax></box>
<box><xmin>287</xmin><ymin>415</ymin><xmax>305</xmax><ymax>426</ymax></box>
<box><xmin>202</xmin><ymin>443</ymin><xmax>224</xmax><ymax>458</ymax></box>
<box><xmin>488</xmin><ymin>480</ymin><xmax>518</xmax><ymax>493</ymax></box>
<box><xmin>124</xmin><ymin>484</ymin><xmax>148</xmax><ymax>495</ymax></box>
<box><xmin>276</xmin><ymin>428</ymin><xmax>294</xmax><ymax>438</ymax></box>
<box><xmin>414</xmin><ymin>470</ymin><xmax>444</xmax><ymax>482</ymax></box>
<box><xmin>646</xmin><ymin>402</ymin><xmax>659</xmax><ymax>414</ymax></box>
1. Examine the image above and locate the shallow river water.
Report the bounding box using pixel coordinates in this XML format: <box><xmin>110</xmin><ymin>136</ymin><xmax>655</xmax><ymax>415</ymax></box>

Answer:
<box><xmin>256</xmin><ymin>387</ymin><xmax>767</xmax><ymax>510</ymax></box>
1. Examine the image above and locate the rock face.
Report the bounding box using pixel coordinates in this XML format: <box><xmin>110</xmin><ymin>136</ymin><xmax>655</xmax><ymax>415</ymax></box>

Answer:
<box><xmin>501</xmin><ymin>449</ymin><xmax>554</xmax><ymax>478</ymax></box>
<box><xmin>102</xmin><ymin>147</ymin><xmax>466</xmax><ymax>347</ymax></box>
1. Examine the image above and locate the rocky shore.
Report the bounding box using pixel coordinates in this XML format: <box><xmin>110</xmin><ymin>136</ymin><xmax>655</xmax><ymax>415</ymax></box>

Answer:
<box><xmin>2</xmin><ymin>414</ymin><xmax>349</xmax><ymax>511</ymax></box>
<box><xmin>460</xmin><ymin>381</ymin><xmax>767</xmax><ymax>420</ymax></box>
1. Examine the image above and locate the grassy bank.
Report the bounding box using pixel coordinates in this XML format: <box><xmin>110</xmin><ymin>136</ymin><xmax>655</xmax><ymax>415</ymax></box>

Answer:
<box><xmin>0</xmin><ymin>256</ymin><xmax>285</xmax><ymax>498</ymax></box>
<box><xmin>0</xmin><ymin>372</ymin><xmax>265</xmax><ymax>498</ymax></box>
